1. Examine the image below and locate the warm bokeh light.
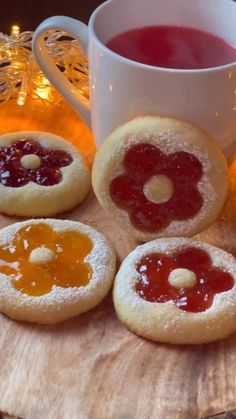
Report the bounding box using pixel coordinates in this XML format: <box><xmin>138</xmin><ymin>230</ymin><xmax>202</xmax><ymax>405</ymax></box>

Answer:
<box><xmin>34</xmin><ymin>76</ymin><xmax>52</xmax><ymax>101</ymax></box>
<box><xmin>17</xmin><ymin>91</ymin><xmax>27</xmax><ymax>106</ymax></box>
<box><xmin>0</xmin><ymin>97</ymin><xmax>96</xmax><ymax>167</ymax></box>
<box><xmin>1</xmin><ymin>27</ymin><xmax>94</xmax><ymax>165</ymax></box>
<box><xmin>11</xmin><ymin>25</ymin><xmax>20</xmax><ymax>36</ymax></box>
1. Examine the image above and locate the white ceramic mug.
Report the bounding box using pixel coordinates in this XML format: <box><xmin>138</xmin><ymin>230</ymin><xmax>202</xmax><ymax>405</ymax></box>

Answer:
<box><xmin>32</xmin><ymin>0</ymin><xmax>236</xmax><ymax>153</ymax></box>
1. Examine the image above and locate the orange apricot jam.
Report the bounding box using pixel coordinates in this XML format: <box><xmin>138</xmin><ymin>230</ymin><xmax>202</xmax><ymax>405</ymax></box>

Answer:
<box><xmin>0</xmin><ymin>223</ymin><xmax>93</xmax><ymax>296</ymax></box>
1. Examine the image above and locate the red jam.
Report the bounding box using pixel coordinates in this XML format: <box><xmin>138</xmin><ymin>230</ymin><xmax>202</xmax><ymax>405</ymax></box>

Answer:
<box><xmin>136</xmin><ymin>247</ymin><xmax>234</xmax><ymax>312</ymax></box>
<box><xmin>0</xmin><ymin>139</ymin><xmax>72</xmax><ymax>187</ymax></box>
<box><xmin>110</xmin><ymin>143</ymin><xmax>203</xmax><ymax>232</ymax></box>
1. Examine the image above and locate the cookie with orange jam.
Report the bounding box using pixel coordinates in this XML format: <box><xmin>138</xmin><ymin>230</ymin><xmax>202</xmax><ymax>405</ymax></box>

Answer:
<box><xmin>92</xmin><ymin>116</ymin><xmax>228</xmax><ymax>241</ymax></box>
<box><xmin>0</xmin><ymin>131</ymin><xmax>90</xmax><ymax>217</ymax></box>
<box><xmin>0</xmin><ymin>219</ymin><xmax>116</xmax><ymax>324</ymax></box>
<box><xmin>113</xmin><ymin>237</ymin><xmax>236</xmax><ymax>344</ymax></box>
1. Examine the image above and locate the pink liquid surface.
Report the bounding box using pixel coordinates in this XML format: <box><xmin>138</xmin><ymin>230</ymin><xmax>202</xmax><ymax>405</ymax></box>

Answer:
<box><xmin>106</xmin><ymin>26</ymin><xmax>236</xmax><ymax>69</ymax></box>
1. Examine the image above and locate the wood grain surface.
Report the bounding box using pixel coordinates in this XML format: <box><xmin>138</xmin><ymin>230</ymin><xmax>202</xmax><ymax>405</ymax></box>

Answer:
<box><xmin>0</xmin><ymin>98</ymin><xmax>236</xmax><ymax>419</ymax></box>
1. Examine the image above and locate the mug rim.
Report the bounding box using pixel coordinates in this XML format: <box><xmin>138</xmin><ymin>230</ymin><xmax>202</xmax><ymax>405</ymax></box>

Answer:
<box><xmin>89</xmin><ymin>0</ymin><xmax>236</xmax><ymax>74</ymax></box>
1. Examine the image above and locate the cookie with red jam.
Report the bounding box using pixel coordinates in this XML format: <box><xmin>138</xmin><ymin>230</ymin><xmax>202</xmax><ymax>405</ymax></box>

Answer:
<box><xmin>0</xmin><ymin>131</ymin><xmax>90</xmax><ymax>217</ymax></box>
<box><xmin>113</xmin><ymin>237</ymin><xmax>236</xmax><ymax>344</ymax></box>
<box><xmin>92</xmin><ymin>116</ymin><xmax>228</xmax><ymax>241</ymax></box>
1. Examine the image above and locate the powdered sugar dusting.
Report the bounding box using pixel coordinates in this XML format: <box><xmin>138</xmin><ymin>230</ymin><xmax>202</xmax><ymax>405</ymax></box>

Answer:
<box><xmin>0</xmin><ymin>131</ymin><xmax>91</xmax><ymax>218</ymax></box>
<box><xmin>0</xmin><ymin>219</ymin><xmax>116</xmax><ymax>323</ymax></box>
<box><xmin>113</xmin><ymin>237</ymin><xmax>236</xmax><ymax>344</ymax></box>
<box><xmin>96</xmin><ymin>116</ymin><xmax>227</xmax><ymax>240</ymax></box>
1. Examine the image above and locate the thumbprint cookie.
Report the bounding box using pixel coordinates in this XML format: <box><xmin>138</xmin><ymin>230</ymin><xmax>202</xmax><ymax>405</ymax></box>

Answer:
<box><xmin>0</xmin><ymin>131</ymin><xmax>90</xmax><ymax>217</ymax></box>
<box><xmin>113</xmin><ymin>237</ymin><xmax>236</xmax><ymax>344</ymax></box>
<box><xmin>92</xmin><ymin>116</ymin><xmax>228</xmax><ymax>241</ymax></box>
<box><xmin>0</xmin><ymin>219</ymin><xmax>116</xmax><ymax>324</ymax></box>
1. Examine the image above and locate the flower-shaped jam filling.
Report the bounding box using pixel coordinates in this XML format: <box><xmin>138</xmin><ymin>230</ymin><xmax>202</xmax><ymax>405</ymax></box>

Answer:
<box><xmin>0</xmin><ymin>139</ymin><xmax>72</xmax><ymax>187</ymax></box>
<box><xmin>110</xmin><ymin>143</ymin><xmax>203</xmax><ymax>232</ymax></box>
<box><xmin>0</xmin><ymin>223</ymin><xmax>93</xmax><ymax>296</ymax></box>
<box><xmin>136</xmin><ymin>247</ymin><xmax>234</xmax><ymax>312</ymax></box>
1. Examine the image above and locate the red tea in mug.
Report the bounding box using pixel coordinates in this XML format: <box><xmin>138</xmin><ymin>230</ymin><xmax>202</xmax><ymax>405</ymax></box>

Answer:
<box><xmin>106</xmin><ymin>26</ymin><xmax>236</xmax><ymax>69</ymax></box>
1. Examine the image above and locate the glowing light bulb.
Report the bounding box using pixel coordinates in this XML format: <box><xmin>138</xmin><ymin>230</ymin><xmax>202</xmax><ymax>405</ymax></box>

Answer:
<box><xmin>11</xmin><ymin>25</ymin><xmax>20</xmax><ymax>36</ymax></box>
<box><xmin>35</xmin><ymin>75</ymin><xmax>52</xmax><ymax>101</ymax></box>
<box><xmin>41</xmin><ymin>76</ymin><xmax>49</xmax><ymax>85</ymax></box>
<box><xmin>17</xmin><ymin>91</ymin><xmax>27</xmax><ymax>106</ymax></box>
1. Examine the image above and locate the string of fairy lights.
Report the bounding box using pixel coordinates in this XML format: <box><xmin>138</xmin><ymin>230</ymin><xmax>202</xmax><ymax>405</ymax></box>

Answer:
<box><xmin>0</xmin><ymin>25</ymin><xmax>89</xmax><ymax>106</ymax></box>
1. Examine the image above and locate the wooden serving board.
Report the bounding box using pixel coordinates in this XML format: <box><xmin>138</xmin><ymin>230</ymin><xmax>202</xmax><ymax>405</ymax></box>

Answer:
<box><xmin>0</xmin><ymin>99</ymin><xmax>236</xmax><ymax>419</ymax></box>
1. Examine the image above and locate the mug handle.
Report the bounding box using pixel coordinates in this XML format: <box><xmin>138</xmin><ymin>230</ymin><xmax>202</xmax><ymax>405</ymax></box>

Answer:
<box><xmin>32</xmin><ymin>16</ymin><xmax>91</xmax><ymax>127</ymax></box>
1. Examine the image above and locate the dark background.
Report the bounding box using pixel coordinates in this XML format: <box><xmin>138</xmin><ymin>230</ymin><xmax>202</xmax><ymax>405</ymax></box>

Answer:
<box><xmin>1</xmin><ymin>0</ymin><xmax>104</xmax><ymax>34</ymax></box>
<box><xmin>1</xmin><ymin>0</ymin><xmax>236</xmax><ymax>35</ymax></box>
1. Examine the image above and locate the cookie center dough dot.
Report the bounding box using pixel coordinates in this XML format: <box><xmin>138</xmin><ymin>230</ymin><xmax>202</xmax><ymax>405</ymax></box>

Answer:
<box><xmin>20</xmin><ymin>154</ymin><xmax>41</xmax><ymax>170</ymax></box>
<box><xmin>168</xmin><ymin>268</ymin><xmax>197</xmax><ymax>289</ymax></box>
<box><xmin>29</xmin><ymin>247</ymin><xmax>55</xmax><ymax>265</ymax></box>
<box><xmin>143</xmin><ymin>175</ymin><xmax>173</xmax><ymax>204</ymax></box>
